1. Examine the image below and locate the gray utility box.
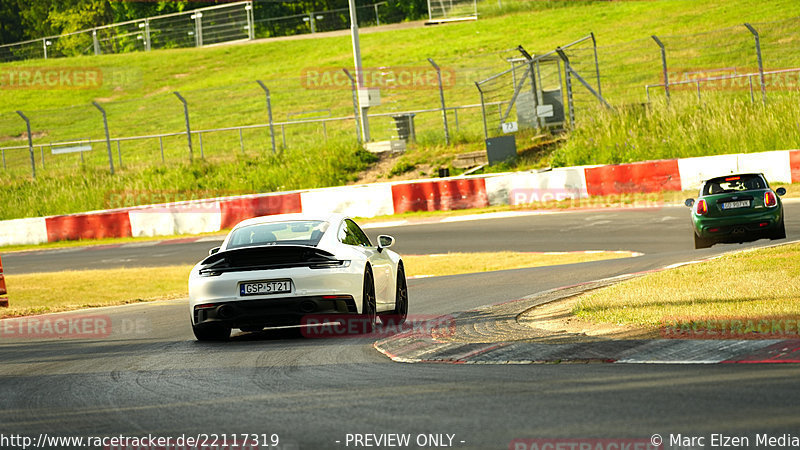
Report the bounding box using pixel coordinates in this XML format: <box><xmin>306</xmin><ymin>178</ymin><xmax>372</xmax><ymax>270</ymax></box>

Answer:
<box><xmin>392</xmin><ymin>113</ymin><xmax>416</xmax><ymax>142</ymax></box>
<box><xmin>485</xmin><ymin>135</ymin><xmax>517</xmax><ymax>166</ymax></box>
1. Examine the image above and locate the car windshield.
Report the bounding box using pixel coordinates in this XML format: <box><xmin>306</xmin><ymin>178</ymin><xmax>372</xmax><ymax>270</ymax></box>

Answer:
<box><xmin>226</xmin><ymin>220</ymin><xmax>329</xmax><ymax>249</ymax></box>
<box><xmin>703</xmin><ymin>174</ymin><xmax>765</xmax><ymax>195</ymax></box>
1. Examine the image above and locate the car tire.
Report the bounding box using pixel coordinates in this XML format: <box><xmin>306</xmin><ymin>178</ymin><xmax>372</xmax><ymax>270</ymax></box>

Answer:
<box><xmin>694</xmin><ymin>232</ymin><xmax>713</xmax><ymax>249</ymax></box>
<box><xmin>360</xmin><ymin>266</ymin><xmax>377</xmax><ymax>334</ymax></box>
<box><xmin>192</xmin><ymin>320</ymin><xmax>231</xmax><ymax>341</ymax></box>
<box><xmin>380</xmin><ymin>262</ymin><xmax>408</xmax><ymax>327</ymax></box>
<box><xmin>771</xmin><ymin>217</ymin><xmax>786</xmax><ymax>240</ymax></box>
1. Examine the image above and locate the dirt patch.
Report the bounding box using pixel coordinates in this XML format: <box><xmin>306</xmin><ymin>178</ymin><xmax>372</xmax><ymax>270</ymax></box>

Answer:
<box><xmin>518</xmin><ymin>292</ymin><xmax>658</xmax><ymax>340</ymax></box>
<box><xmin>351</xmin><ymin>152</ymin><xmax>433</xmax><ymax>184</ymax></box>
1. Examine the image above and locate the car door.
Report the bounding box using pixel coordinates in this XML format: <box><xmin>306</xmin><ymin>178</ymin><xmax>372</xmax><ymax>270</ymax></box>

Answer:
<box><xmin>339</xmin><ymin>219</ymin><xmax>393</xmax><ymax>309</ymax></box>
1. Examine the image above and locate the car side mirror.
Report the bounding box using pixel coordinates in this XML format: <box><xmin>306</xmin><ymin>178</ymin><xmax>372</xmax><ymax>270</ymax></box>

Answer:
<box><xmin>776</xmin><ymin>187</ymin><xmax>786</xmax><ymax>196</ymax></box>
<box><xmin>377</xmin><ymin>235</ymin><xmax>395</xmax><ymax>252</ymax></box>
<box><xmin>209</xmin><ymin>247</ymin><xmax>220</xmax><ymax>256</ymax></box>
<box><xmin>684</xmin><ymin>198</ymin><xmax>695</xmax><ymax>208</ymax></box>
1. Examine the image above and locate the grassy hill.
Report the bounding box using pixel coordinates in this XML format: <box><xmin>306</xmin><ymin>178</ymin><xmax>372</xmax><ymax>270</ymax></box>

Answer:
<box><xmin>1</xmin><ymin>0</ymin><xmax>799</xmax><ymax>220</ymax></box>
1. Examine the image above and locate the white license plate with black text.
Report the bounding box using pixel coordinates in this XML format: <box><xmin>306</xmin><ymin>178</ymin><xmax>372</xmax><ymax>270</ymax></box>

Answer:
<box><xmin>240</xmin><ymin>280</ymin><xmax>292</xmax><ymax>296</ymax></box>
<box><xmin>721</xmin><ymin>200</ymin><xmax>750</xmax><ymax>210</ymax></box>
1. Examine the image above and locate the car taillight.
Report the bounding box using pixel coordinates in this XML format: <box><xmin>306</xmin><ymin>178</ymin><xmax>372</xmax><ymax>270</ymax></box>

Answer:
<box><xmin>696</xmin><ymin>199</ymin><xmax>708</xmax><ymax>215</ymax></box>
<box><xmin>765</xmin><ymin>191</ymin><xmax>777</xmax><ymax>207</ymax></box>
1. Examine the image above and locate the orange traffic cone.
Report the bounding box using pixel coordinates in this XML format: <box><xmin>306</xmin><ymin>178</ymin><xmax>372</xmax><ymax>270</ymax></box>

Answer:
<box><xmin>0</xmin><ymin>255</ymin><xmax>8</xmax><ymax>307</ymax></box>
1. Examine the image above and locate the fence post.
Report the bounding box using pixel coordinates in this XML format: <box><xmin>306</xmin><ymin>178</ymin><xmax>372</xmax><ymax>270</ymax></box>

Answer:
<box><xmin>428</xmin><ymin>58</ymin><xmax>450</xmax><ymax>145</ymax></box>
<box><xmin>553</xmin><ymin>50</ymin><xmax>576</xmax><ymax>126</ymax></box>
<box><xmin>92</xmin><ymin>29</ymin><xmax>100</xmax><ymax>55</ymax></box>
<box><xmin>116</xmin><ymin>140</ymin><xmax>122</xmax><ymax>168</ymax></box>
<box><xmin>192</xmin><ymin>12</ymin><xmax>203</xmax><ymax>47</ymax></box>
<box><xmin>16</xmin><ymin>111</ymin><xmax>35</xmax><ymax>178</ymax></box>
<box><xmin>173</xmin><ymin>91</ymin><xmax>193</xmax><ymax>160</ymax></box>
<box><xmin>256</xmin><ymin>80</ymin><xmax>277</xmax><ymax>154</ymax></box>
<box><xmin>92</xmin><ymin>101</ymin><xmax>115</xmax><ymax>174</ymax></box>
<box><xmin>590</xmin><ymin>32</ymin><xmax>602</xmax><ymax>99</ymax></box>
<box><xmin>159</xmin><ymin>136</ymin><xmax>165</xmax><ymax>162</ymax></box>
<box><xmin>744</xmin><ymin>23</ymin><xmax>767</xmax><ymax>105</ymax></box>
<box><xmin>343</xmin><ymin>69</ymin><xmax>362</xmax><ymax>144</ymax></box>
<box><xmin>475</xmin><ymin>82</ymin><xmax>488</xmax><ymax>140</ymax></box>
<box><xmin>42</xmin><ymin>39</ymin><xmax>48</xmax><ymax>59</ymax></box>
<box><xmin>375</xmin><ymin>4</ymin><xmax>380</xmax><ymax>26</ymax></box>
<box><xmin>246</xmin><ymin>2</ymin><xmax>254</xmax><ymax>40</ymax></box>
<box><xmin>651</xmin><ymin>35</ymin><xmax>670</xmax><ymax>103</ymax></box>
<box><xmin>518</xmin><ymin>45</ymin><xmax>542</xmax><ymax>128</ymax></box>
<box><xmin>143</xmin><ymin>19</ymin><xmax>151</xmax><ymax>51</ymax></box>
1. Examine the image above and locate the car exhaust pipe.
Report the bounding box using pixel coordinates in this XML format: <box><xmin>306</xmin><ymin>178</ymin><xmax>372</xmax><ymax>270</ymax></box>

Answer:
<box><xmin>299</xmin><ymin>301</ymin><xmax>316</xmax><ymax>313</ymax></box>
<box><xmin>217</xmin><ymin>304</ymin><xmax>236</xmax><ymax>319</ymax></box>
<box><xmin>732</xmin><ymin>227</ymin><xmax>746</xmax><ymax>234</ymax></box>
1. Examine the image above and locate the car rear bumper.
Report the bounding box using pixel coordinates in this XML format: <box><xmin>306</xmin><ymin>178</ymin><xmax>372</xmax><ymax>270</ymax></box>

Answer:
<box><xmin>694</xmin><ymin>209</ymin><xmax>782</xmax><ymax>240</ymax></box>
<box><xmin>192</xmin><ymin>295</ymin><xmax>358</xmax><ymax>328</ymax></box>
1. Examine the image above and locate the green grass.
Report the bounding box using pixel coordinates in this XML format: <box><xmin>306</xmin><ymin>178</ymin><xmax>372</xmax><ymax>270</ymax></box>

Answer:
<box><xmin>1</xmin><ymin>250</ymin><xmax>635</xmax><ymax>318</ymax></box>
<box><xmin>553</xmin><ymin>95</ymin><xmax>800</xmax><ymax>166</ymax></box>
<box><xmin>573</xmin><ymin>243</ymin><xmax>800</xmax><ymax>328</ymax></box>
<box><xmin>1</xmin><ymin>142</ymin><xmax>377</xmax><ymax>220</ymax></box>
<box><xmin>1</xmin><ymin>0</ymin><xmax>800</xmax><ymax>220</ymax></box>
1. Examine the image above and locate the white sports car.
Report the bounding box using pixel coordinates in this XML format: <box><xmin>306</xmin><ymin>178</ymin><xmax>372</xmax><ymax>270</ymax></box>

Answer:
<box><xmin>188</xmin><ymin>213</ymin><xmax>408</xmax><ymax>341</ymax></box>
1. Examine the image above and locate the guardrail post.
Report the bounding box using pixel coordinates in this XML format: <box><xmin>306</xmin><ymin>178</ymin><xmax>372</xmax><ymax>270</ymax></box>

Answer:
<box><xmin>744</xmin><ymin>23</ymin><xmax>767</xmax><ymax>105</ymax></box>
<box><xmin>343</xmin><ymin>69</ymin><xmax>362</xmax><ymax>144</ymax></box>
<box><xmin>652</xmin><ymin>35</ymin><xmax>670</xmax><ymax>103</ymax></box>
<box><xmin>173</xmin><ymin>91</ymin><xmax>193</xmax><ymax>160</ymax></box>
<box><xmin>92</xmin><ymin>101</ymin><xmax>115</xmax><ymax>174</ymax></box>
<box><xmin>256</xmin><ymin>80</ymin><xmax>277</xmax><ymax>154</ymax></box>
<box><xmin>16</xmin><ymin>110</ymin><xmax>35</xmax><ymax>178</ymax></box>
<box><xmin>428</xmin><ymin>58</ymin><xmax>450</xmax><ymax>145</ymax></box>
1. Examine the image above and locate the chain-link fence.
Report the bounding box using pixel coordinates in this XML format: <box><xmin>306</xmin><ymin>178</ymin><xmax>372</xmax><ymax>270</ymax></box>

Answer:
<box><xmin>427</xmin><ymin>0</ymin><xmax>477</xmax><ymax>23</ymax></box>
<box><xmin>474</xmin><ymin>14</ymin><xmax>800</xmax><ymax>139</ymax></box>
<box><xmin>0</xmin><ymin>2</ymin><xmax>404</xmax><ymax>63</ymax></box>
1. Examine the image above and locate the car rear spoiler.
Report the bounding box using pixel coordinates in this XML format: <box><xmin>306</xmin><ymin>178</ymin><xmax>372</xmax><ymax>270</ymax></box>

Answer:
<box><xmin>198</xmin><ymin>245</ymin><xmax>345</xmax><ymax>275</ymax></box>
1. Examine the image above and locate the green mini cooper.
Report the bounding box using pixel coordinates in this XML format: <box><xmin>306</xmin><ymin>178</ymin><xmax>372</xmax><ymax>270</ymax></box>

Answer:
<box><xmin>685</xmin><ymin>173</ymin><xmax>786</xmax><ymax>249</ymax></box>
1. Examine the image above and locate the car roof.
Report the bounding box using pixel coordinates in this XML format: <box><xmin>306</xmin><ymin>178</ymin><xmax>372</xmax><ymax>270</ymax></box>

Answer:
<box><xmin>231</xmin><ymin>212</ymin><xmax>347</xmax><ymax>230</ymax></box>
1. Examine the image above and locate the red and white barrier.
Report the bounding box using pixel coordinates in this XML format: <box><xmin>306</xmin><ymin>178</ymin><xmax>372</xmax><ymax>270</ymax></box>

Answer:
<box><xmin>129</xmin><ymin>202</ymin><xmax>221</xmax><ymax>237</ymax></box>
<box><xmin>485</xmin><ymin>167</ymin><xmax>589</xmax><ymax>206</ymax></box>
<box><xmin>0</xmin><ymin>254</ymin><xmax>8</xmax><ymax>307</ymax></box>
<box><xmin>391</xmin><ymin>178</ymin><xmax>488</xmax><ymax>213</ymax></box>
<box><xmin>1</xmin><ymin>148</ymin><xmax>798</xmax><ymax>247</ymax></box>
<box><xmin>301</xmin><ymin>184</ymin><xmax>393</xmax><ymax>218</ymax></box>
<box><xmin>0</xmin><ymin>217</ymin><xmax>48</xmax><ymax>246</ymax></box>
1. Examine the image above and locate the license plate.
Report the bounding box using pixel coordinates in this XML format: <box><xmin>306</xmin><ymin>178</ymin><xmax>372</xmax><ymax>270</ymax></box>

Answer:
<box><xmin>721</xmin><ymin>200</ymin><xmax>750</xmax><ymax>210</ymax></box>
<box><xmin>240</xmin><ymin>280</ymin><xmax>292</xmax><ymax>296</ymax></box>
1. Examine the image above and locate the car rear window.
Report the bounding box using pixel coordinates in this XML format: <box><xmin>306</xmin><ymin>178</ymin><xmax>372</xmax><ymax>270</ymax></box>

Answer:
<box><xmin>227</xmin><ymin>221</ymin><xmax>329</xmax><ymax>249</ymax></box>
<box><xmin>703</xmin><ymin>175</ymin><xmax>766</xmax><ymax>195</ymax></box>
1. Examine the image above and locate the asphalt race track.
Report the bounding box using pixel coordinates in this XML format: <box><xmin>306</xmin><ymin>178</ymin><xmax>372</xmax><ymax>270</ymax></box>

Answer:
<box><xmin>2</xmin><ymin>204</ymin><xmax>800</xmax><ymax>449</ymax></box>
